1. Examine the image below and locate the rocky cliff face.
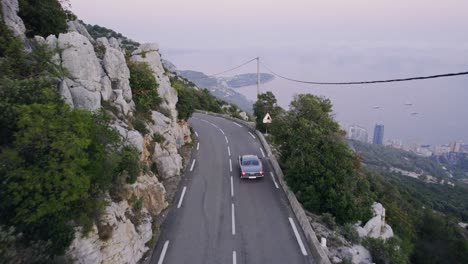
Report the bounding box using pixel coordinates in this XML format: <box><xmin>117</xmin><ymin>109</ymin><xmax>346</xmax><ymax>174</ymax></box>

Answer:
<box><xmin>2</xmin><ymin>2</ymin><xmax>190</xmax><ymax>262</ymax></box>
<box><xmin>60</xmin><ymin>27</ymin><xmax>190</xmax><ymax>263</ymax></box>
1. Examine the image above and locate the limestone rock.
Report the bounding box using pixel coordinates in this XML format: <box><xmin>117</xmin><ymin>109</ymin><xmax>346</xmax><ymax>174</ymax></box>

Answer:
<box><xmin>101</xmin><ymin>76</ymin><xmax>113</xmax><ymax>101</ymax></box>
<box><xmin>126</xmin><ymin>174</ymin><xmax>168</xmax><ymax>216</ymax></box>
<box><xmin>58</xmin><ymin>32</ymin><xmax>103</xmax><ymax>93</ymax></box>
<box><xmin>67</xmin><ymin>200</ymin><xmax>153</xmax><ymax>264</ymax></box>
<box><xmin>131</xmin><ymin>44</ymin><xmax>178</xmax><ymax>121</ymax></box>
<box><xmin>103</xmin><ymin>45</ymin><xmax>130</xmax><ymax>80</ymax></box>
<box><xmin>67</xmin><ymin>226</ymin><xmax>103</xmax><ymax>264</ymax></box>
<box><xmin>69</xmin><ymin>85</ymin><xmax>101</xmax><ymax>111</ymax></box>
<box><xmin>99</xmin><ymin>37</ymin><xmax>132</xmax><ymax>102</ymax></box>
<box><xmin>59</xmin><ymin>80</ymin><xmax>74</xmax><ymax>109</ymax></box>
<box><xmin>127</xmin><ymin>130</ymin><xmax>144</xmax><ymax>154</ymax></box>
<box><xmin>109</xmin><ymin>37</ymin><xmax>121</xmax><ymax>51</ymax></box>
<box><xmin>356</xmin><ymin>202</ymin><xmax>394</xmax><ymax>240</ymax></box>
<box><xmin>67</xmin><ymin>20</ymin><xmax>94</xmax><ymax>43</ymax></box>
<box><xmin>113</xmin><ymin>89</ymin><xmax>133</xmax><ymax>116</ymax></box>
<box><xmin>147</xmin><ymin>111</ymin><xmax>191</xmax><ymax>179</ymax></box>
<box><xmin>1</xmin><ymin>0</ymin><xmax>26</xmax><ymax>39</ymax></box>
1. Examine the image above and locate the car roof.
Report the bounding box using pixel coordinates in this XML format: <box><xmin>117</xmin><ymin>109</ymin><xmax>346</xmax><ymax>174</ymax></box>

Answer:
<box><xmin>242</xmin><ymin>155</ymin><xmax>259</xmax><ymax>160</ymax></box>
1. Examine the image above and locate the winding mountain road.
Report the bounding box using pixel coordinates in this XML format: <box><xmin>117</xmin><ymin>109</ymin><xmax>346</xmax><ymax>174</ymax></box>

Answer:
<box><xmin>151</xmin><ymin>112</ymin><xmax>315</xmax><ymax>264</ymax></box>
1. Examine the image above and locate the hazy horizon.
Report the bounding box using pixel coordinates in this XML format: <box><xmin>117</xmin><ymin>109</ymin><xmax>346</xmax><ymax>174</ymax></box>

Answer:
<box><xmin>70</xmin><ymin>0</ymin><xmax>468</xmax><ymax>146</ymax></box>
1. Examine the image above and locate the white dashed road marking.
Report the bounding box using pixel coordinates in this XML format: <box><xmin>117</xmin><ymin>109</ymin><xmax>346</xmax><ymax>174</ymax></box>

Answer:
<box><xmin>158</xmin><ymin>241</ymin><xmax>169</xmax><ymax>264</ymax></box>
<box><xmin>197</xmin><ymin>142</ymin><xmax>200</xmax><ymax>151</ymax></box>
<box><xmin>225</xmin><ymin>136</ymin><xmax>229</xmax><ymax>144</ymax></box>
<box><xmin>177</xmin><ymin>187</ymin><xmax>187</xmax><ymax>209</ymax></box>
<box><xmin>289</xmin><ymin>217</ymin><xmax>308</xmax><ymax>256</ymax></box>
<box><xmin>228</xmin><ymin>146</ymin><xmax>231</xmax><ymax>156</ymax></box>
<box><xmin>233</xmin><ymin>251</ymin><xmax>237</xmax><ymax>264</ymax></box>
<box><xmin>260</xmin><ymin>148</ymin><xmax>265</xmax><ymax>157</ymax></box>
<box><xmin>219</xmin><ymin>129</ymin><xmax>225</xmax><ymax>135</ymax></box>
<box><xmin>233</xmin><ymin>122</ymin><xmax>243</xmax><ymax>127</ymax></box>
<box><xmin>229</xmin><ymin>159</ymin><xmax>232</xmax><ymax>172</ymax></box>
<box><xmin>230</xmin><ymin>176</ymin><xmax>234</xmax><ymax>197</ymax></box>
<box><xmin>232</xmin><ymin>204</ymin><xmax>236</xmax><ymax>235</ymax></box>
<box><xmin>195</xmin><ymin>131</ymin><xmax>199</xmax><ymax>137</ymax></box>
<box><xmin>190</xmin><ymin>159</ymin><xmax>196</xmax><ymax>171</ymax></box>
<box><xmin>248</xmin><ymin>132</ymin><xmax>256</xmax><ymax>139</ymax></box>
<box><xmin>270</xmin><ymin>172</ymin><xmax>279</xmax><ymax>189</ymax></box>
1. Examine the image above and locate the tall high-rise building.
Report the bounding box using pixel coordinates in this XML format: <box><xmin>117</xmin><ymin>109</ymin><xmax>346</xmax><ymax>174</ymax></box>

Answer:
<box><xmin>348</xmin><ymin>125</ymin><xmax>369</xmax><ymax>143</ymax></box>
<box><xmin>373</xmin><ymin>124</ymin><xmax>384</xmax><ymax>145</ymax></box>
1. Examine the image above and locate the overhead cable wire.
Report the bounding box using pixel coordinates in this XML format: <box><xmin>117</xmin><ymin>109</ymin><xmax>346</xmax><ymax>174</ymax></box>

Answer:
<box><xmin>202</xmin><ymin>57</ymin><xmax>258</xmax><ymax>79</ymax></box>
<box><xmin>260</xmin><ymin>61</ymin><xmax>468</xmax><ymax>85</ymax></box>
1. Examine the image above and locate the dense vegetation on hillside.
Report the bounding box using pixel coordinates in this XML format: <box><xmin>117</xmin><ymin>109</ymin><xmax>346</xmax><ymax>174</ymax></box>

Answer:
<box><xmin>169</xmin><ymin>75</ymin><xmax>223</xmax><ymax>120</ymax></box>
<box><xmin>269</xmin><ymin>94</ymin><xmax>373</xmax><ymax>224</ymax></box>
<box><xmin>0</xmin><ymin>4</ymin><xmax>142</xmax><ymax>262</ymax></box>
<box><xmin>259</xmin><ymin>92</ymin><xmax>468</xmax><ymax>263</ymax></box>
<box><xmin>85</xmin><ymin>24</ymin><xmax>140</xmax><ymax>52</ymax></box>
<box><xmin>351</xmin><ymin>140</ymin><xmax>448</xmax><ymax>178</ymax></box>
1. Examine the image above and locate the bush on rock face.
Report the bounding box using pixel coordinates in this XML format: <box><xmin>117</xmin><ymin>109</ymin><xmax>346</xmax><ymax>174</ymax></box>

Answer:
<box><xmin>128</xmin><ymin>60</ymin><xmax>161</xmax><ymax>115</ymax></box>
<box><xmin>18</xmin><ymin>0</ymin><xmax>68</xmax><ymax>37</ymax></box>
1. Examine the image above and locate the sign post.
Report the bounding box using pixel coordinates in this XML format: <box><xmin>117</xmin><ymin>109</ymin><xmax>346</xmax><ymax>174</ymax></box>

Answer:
<box><xmin>262</xmin><ymin>113</ymin><xmax>272</xmax><ymax>135</ymax></box>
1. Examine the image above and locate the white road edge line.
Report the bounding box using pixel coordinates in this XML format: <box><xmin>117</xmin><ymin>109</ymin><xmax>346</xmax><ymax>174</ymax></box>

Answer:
<box><xmin>288</xmin><ymin>217</ymin><xmax>308</xmax><ymax>256</ymax></box>
<box><xmin>220</xmin><ymin>129</ymin><xmax>225</xmax><ymax>135</ymax></box>
<box><xmin>177</xmin><ymin>187</ymin><xmax>187</xmax><ymax>209</ymax></box>
<box><xmin>195</xmin><ymin>131</ymin><xmax>199</xmax><ymax>137</ymax></box>
<box><xmin>230</xmin><ymin>176</ymin><xmax>234</xmax><ymax>197</ymax></box>
<box><xmin>158</xmin><ymin>240</ymin><xmax>169</xmax><ymax>264</ymax></box>
<box><xmin>225</xmin><ymin>136</ymin><xmax>229</xmax><ymax>144</ymax></box>
<box><xmin>260</xmin><ymin>147</ymin><xmax>265</xmax><ymax>157</ymax></box>
<box><xmin>229</xmin><ymin>159</ymin><xmax>232</xmax><ymax>172</ymax></box>
<box><xmin>233</xmin><ymin>251</ymin><xmax>237</xmax><ymax>264</ymax></box>
<box><xmin>197</xmin><ymin>142</ymin><xmax>200</xmax><ymax>151</ymax></box>
<box><xmin>228</xmin><ymin>146</ymin><xmax>231</xmax><ymax>156</ymax></box>
<box><xmin>233</xmin><ymin>122</ymin><xmax>243</xmax><ymax>128</ymax></box>
<box><xmin>248</xmin><ymin>132</ymin><xmax>256</xmax><ymax>139</ymax></box>
<box><xmin>232</xmin><ymin>203</ymin><xmax>236</xmax><ymax>235</ymax></box>
<box><xmin>190</xmin><ymin>159</ymin><xmax>196</xmax><ymax>171</ymax></box>
<box><xmin>270</xmin><ymin>172</ymin><xmax>279</xmax><ymax>189</ymax></box>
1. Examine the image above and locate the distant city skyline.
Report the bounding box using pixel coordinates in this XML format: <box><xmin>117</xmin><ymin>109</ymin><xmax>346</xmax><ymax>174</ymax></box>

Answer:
<box><xmin>373</xmin><ymin>124</ymin><xmax>385</xmax><ymax>145</ymax></box>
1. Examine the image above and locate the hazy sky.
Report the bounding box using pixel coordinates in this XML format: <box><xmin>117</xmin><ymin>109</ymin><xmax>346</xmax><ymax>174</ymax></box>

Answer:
<box><xmin>70</xmin><ymin>1</ymin><xmax>468</xmax><ymax>145</ymax></box>
<box><xmin>70</xmin><ymin>0</ymin><xmax>468</xmax><ymax>49</ymax></box>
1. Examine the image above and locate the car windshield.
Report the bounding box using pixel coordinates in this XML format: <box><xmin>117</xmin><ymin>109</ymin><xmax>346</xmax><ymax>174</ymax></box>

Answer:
<box><xmin>242</xmin><ymin>159</ymin><xmax>259</xmax><ymax>166</ymax></box>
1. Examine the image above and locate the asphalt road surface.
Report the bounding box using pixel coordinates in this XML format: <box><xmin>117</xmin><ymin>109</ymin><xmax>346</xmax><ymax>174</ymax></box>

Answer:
<box><xmin>151</xmin><ymin>113</ymin><xmax>315</xmax><ymax>264</ymax></box>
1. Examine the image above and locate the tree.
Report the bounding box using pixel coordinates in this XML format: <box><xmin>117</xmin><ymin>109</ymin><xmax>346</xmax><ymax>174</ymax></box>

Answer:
<box><xmin>271</xmin><ymin>94</ymin><xmax>372</xmax><ymax>223</ymax></box>
<box><xmin>253</xmin><ymin>91</ymin><xmax>283</xmax><ymax>132</ymax></box>
<box><xmin>18</xmin><ymin>0</ymin><xmax>68</xmax><ymax>38</ymax></box>
<box><xmin>0</xmin><ymin>103</ymin><xmax>121</xmax><ymax>255</ymax></box>
<box><xmin>128</xmin><ymin>60</ymin><xmax>161</xmax><ymax>114</ymax></box>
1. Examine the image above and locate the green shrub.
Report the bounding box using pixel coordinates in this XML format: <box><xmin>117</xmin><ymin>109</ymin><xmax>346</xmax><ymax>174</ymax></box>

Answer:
<box><xmin>342</xmin><ymin>223</ymin><xmax>360</xmax><ymax>244</ymax></box>
<box><xmin>130</xmin><ymin>194</ymin><xmax>142</xmax><ymax>211</ymax></box>
<box><xmin>131</xmin><ymin>116</ymin><xmax>149</xmax><ymax>135</ymax></box>
<box><xmin>151</xmin><ymin>162</ymin><xmax>159</xmax><ymax>175</ymax></box>
<box><xmin>321</xmin><ymin>213</ymin><xmax>337</xmax><ymax>230</ymax></box>
<box><xmin>364</xmin><ymin>237</ymin><xmax>410</xmax><ymax>264</ymax></box>
<box><xmin>128</xmin><ymin>61</ymin><xmax>161</xmax><ymax>114</ymax></box>
<box><xmin>18</xmin><ymin>0</ymin><xmax>68</xmax><ymax>37</ymax></box>
<box><xmin>171</xmin><ymin>76</ymin><xmax>223</xmax><ymax>120</ymax></box>
<box><xmin>0</xmin><ymin>104</ymin><xmax>121</xmax><ymax>255</ymax></box>
<box><xmin>119</xmin><ymin>146</ymin><xmax>141</xmax><ymax>184</ymax></box>
<box><xmin>152</xmin><ymin>132</ymin><xmax>165</xmax><ymax>143</ymax></box>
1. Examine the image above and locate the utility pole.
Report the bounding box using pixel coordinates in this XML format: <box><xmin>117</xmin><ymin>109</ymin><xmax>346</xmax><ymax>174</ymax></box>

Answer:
<box><xmin>257</xmin><ymin>57</ymin><xmax>260</xmax><ymax>98</ymax></box>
